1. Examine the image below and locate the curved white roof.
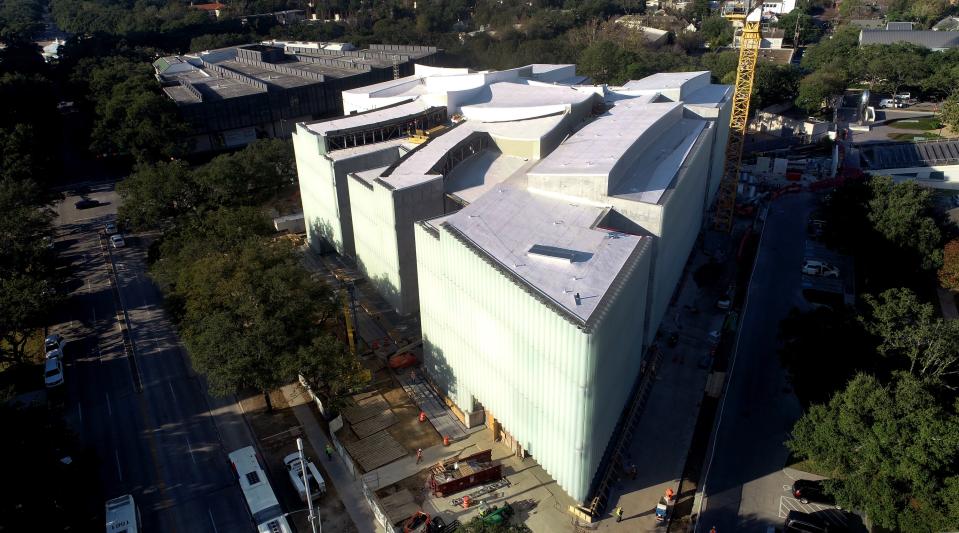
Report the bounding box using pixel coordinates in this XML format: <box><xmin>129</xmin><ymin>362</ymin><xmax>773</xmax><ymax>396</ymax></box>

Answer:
<box><xmin>460</xmin><ymin>82</ymin><xmax>592</xmax><ymax>123</ymax></box>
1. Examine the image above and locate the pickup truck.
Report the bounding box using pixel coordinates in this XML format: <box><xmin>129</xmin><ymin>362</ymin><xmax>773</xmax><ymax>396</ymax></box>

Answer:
<box><xmin>283</xmin><ymin>453</ymin><xmax>326</xmax><ymax>501</ymax></box>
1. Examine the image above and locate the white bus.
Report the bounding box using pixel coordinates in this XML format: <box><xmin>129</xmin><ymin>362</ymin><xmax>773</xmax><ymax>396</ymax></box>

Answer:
<box><xmin>228</xmin><ymin>446</ymin><xmax>293</xmax><ymax>533</ymax></box>
<box><xmin>105</xmin><ymin>494</ymin><xmax>140</xmax><ymax>533</ymax></box>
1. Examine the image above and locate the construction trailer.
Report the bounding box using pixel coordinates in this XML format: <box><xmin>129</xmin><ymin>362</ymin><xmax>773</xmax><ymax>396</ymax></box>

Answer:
<box><xmin>429</xmin><ymin>450</ymin><xmax>503</xmax><ymax>497</ymax></box>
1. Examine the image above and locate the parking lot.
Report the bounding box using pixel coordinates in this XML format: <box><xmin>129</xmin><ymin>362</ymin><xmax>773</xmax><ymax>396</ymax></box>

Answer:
<box><xmin>778</xmin><ymin>494</ymin><xmax>847</xmax><ymax>529</ymax></box>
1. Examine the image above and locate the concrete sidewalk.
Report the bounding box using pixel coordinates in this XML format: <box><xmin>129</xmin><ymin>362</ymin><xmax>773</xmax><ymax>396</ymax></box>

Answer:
<box><xmin>281</xmin><ymin>384</ymin><xmax>378</xmax><ymax>533</ymax></box>
<box><xmin>598</xmin><ymin>253</ymin><xmax>728</xmax><ymax>531</ymax></box>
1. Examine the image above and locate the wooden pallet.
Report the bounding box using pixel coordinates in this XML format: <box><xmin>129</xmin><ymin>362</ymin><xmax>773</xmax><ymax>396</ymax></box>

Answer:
<box><xmin>342</xmin><ymin>393</ymin><xmax>390</xmax><ymax>424</ymax></box>
<box><xmin>343</xmin><ymin>430</ymin><xmax>407</xmax><ymax>472</ymax></box>
<box><xmin>352</xmin><ymin>409</ymin><xmax>398</xmax><ymax>439</ymax></box>
<box><xmin>379</xmin><ymin>490</ymin><xmax>420</xmax><ymax>525</ymax></box>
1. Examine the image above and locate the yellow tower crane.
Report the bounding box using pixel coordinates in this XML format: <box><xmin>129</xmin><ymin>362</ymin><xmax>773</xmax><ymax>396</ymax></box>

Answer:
<box><xmin>712</xmin><ymin>6</ymin><xmax>763</xmax><ymax>232</ymax></box>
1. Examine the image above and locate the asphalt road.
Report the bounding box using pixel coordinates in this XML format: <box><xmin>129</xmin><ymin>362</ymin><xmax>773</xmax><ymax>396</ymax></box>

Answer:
<box><xmin>696</xmin><ymin>193</ymin><xmax>812</xmax><ymax>533</ymax></box>
<box><xmin>53</xmin><ymin>184</ymin><xmax>255</xmax><ymax>533</ymax></box>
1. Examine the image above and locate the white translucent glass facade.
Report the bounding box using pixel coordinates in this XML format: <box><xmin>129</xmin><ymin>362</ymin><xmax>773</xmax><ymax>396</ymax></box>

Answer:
<box><xmin>416</xmin><ymin>222</ymin><xmax>653</xmax><ymax>502</ymax></box>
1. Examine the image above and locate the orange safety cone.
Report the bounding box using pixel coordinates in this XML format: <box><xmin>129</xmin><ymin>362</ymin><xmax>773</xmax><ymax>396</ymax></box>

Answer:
<box><xmin>462</xmin><ymin>495</ymin><xmax>471</xmax><ymax>509</ymax></box>
<box><xmin>443</xmin><ymin>435</ymin><xmax>450</xmax><ymax>446</ymax></box>
<box><xmin>419</xmin><ymin>411</ymin><xmax>427</xmax><ymax>423</ymax></box>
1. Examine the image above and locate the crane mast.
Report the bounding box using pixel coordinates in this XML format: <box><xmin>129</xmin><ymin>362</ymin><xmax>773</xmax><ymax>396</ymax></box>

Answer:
<box><xmin>712</xmin><ymin>7</ymin><xmax>763</xmax><ymax>232</ymax></box>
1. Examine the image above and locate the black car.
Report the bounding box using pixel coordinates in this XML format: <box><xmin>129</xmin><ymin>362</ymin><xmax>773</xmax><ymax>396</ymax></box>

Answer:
<box><xmin>784</xmin><ymin>510</ymin><xmax>830</xmax><ymax>532</ymax></box>
<box><xmin>74</xmin><ymin>198</ymin><xmax>100</xmax><ymax>209</ymax></box>
<box><xmin>793</xmin><ymin>479</ymin><xmax>837</xmax><ymax>506</ymax></box>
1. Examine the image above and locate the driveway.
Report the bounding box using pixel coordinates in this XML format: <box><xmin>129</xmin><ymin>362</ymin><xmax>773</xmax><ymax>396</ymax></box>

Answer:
<box><xmin>696</xmin><ymin>193</ymin><xmax>812</xmax><ymax>532</ymax></box>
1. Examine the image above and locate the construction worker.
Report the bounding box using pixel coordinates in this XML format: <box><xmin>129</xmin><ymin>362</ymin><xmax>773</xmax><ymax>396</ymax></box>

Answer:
<box><xmin>614</xmin><ymin>506</ymin><xmax>624</xmax><ymax>523</ymax></box>
<box><xmin>416</xmin><ymin>448</ymin><xmax>423</xmax><ymax>464</ymax></box>
<box><xmin>324</xmin><ymin>443</ymin><xmax>334</xmax><ymax>460</ymax></box>
<box><xmin>665</xmin><ymin>487</ymin><xmax>675</xmax><ymax>501</ymax></box>
<box><xmin>710</xmin><ymin>526</ymin><xmax>717</xmax><ymax>533</ymax></box>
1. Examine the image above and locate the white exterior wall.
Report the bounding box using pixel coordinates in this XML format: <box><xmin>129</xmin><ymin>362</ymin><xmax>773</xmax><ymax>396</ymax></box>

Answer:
<box><xmin>294</xmin><ymin>126</ymin><xmax>406</xmax><ymax>255</ymax></box>
<box><xmin>415</xmin><ymin>222</ymin><xmax>653</xmax><ymax>502</ymax></box>
<box><xmin>642</xmin><ymin>131</ymin><xmax>714</xmax><ymax>346</ymax></box>
<box><xmin>294</xmin><ymin>127</ymin><xmax>348</xmax><ymax>254</ymax></box>
<box><xmin>350</xmin><ymin>178</ymin><xmax>446</xmax><ymax>314</ymax></box>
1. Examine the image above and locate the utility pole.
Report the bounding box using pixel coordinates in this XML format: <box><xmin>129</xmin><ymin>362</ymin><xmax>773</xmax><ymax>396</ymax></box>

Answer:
<box><xmin>298</xmin><ymin>438</ymin><xmax>321</xmax><ymax>533</ymax></box>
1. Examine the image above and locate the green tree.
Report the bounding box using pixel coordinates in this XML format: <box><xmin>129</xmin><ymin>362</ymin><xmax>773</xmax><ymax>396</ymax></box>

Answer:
<box><xmin>778</xmin><ymin>306</ymin><xmax>875</xmax><ymax>405</ymax></box>
<box><xmin>940</xmin><ymin>92</ymin><xmax>959</xmax><ymax>132</ymax></box>
<box><xmin>176</xmin><ymin>239</ymin><xmax>336</xmax><ymax>409</ymax></box>
<box><xmin>577</xmin><ymin>40</ymin><xmax>629</xmax><ymax>84</ymax></box>
<box><xmin>788</xmin><ymin>373</ymin><xmax>959</xmax><ymax>531</ymax></box>
<box><xmin>752</xmin><ymin>63</ymin><xmax>801</xmax><ymax>112</ymax></box>
<box><xmin>118</xmin><ymin>160</ymin><xmax>197</xmax><ymax>230</ymax></box>
<box><xmin>867</xmin><ymin>176</ymin><xmax>942</xmax><ymax>270</ymax></box>
<box><xmin>938</xmin><ymin>238</ymin><xmax>959</xmax><ymax>290</ymax></box>
<box><xmin>700</xmin><ymin>15</ymin><xmax>733</xmax><ymax>49</ymax></box>
<box><xmin>795</xmin><ymin>70</ymin><xmax>846</xmax><ymax>114</ymax></box>
<box><xmin>775</xmin><ymin>9</ymin><xmax>821</xmax><ymax>46</ymax></box>
<box><xmin>460</xmin><ymin>514</ymin><xmax>532</xmax><ymax>533</ymax></box>
<box><xmin>286</xmin><ymin>335</ymin><xmax>367</xmax><ymax>412</ymax></box>
<box><xmin>860</xmin><ymin>43</ymin><xmax>928</xmax><ymax>99</ymax></box>
<box><xmin>837</xmin><ymin>0</ymin><xmax>867</xmax><ymax>19</ymax></box>
<box><xmin>800</xmin><ymin>26</ymin><xmax>860</xmax><ymax>75</ymax></box>
<box><xmin>863</xmin><ymin>288</ymin><xmax>959</xmax><ymax>384</ymax></box>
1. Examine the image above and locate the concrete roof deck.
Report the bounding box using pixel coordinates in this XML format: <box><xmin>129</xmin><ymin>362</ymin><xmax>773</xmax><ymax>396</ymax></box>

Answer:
<box><xmin>612</xmin><ymin>118</ymin><xmax>706</xmax><ymax>204</ymax></box>
<box><xmin>326</xmin><ymin>138</ymin><xmax>414</xmax><ymax>161</ymax></box>
<box><xmin>446</xmin><ymin>151</ymin><xmax>536</xmax><ymax>204</ymax></box>
<box><xmin>460</xmin><ymin>82</ymin><xmax>592</xmax><ymax>122</ymax></box>
<box><xmin>219</xmin><ymin>59</ymin><xmax>314</xmax><ymax>89</ymax></box>
<box><xmin>305</xmin><ymin>100</ymin><xmax>426</xmax><ymax>136</ymax></box>
<box><xmin>380</xmin><ymin>123</ymin><xmax>479</xmax><ymax>189</ymax></box>
<box><xmin>620</xmin><ymin>71</ymin><xmax>709</xmax><ymax>94</ymax></box>
<box><xmin>444</xmin><ymin>184</ymin><xmax>646</xmax><ymax>323</ymax></box>
<box><xmin>528</xmin><ymin>100</ymin><xmax>683</xmax><ymax>180</ymax></box>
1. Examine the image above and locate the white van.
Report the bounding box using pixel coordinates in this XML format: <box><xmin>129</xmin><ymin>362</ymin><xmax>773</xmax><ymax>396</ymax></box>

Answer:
<box><xmin>105</xmin><ymin>494</ymin><xmax>140</xmax><ymax>533</ymax></box>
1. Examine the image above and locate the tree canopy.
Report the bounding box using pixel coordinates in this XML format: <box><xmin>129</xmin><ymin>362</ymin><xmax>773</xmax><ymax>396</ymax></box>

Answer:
<box><xmin>788</xmin><ymin>373</ymin><xmax>959</xmax><ymax>532</ymax></box>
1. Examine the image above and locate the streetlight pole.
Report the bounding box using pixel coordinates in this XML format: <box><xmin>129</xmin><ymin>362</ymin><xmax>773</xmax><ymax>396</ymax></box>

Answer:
<box><xmin>297</xmin><ymin>438</ymin><xmax>320</xmax><ymax>533</ymax></box>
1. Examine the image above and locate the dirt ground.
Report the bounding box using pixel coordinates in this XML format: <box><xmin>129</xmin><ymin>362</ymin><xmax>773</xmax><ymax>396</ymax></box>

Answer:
<box><xmin>241</xmin><ymin>390</ymin><xmax>357</xmax><ymax>533</ymax></box>
<box><xmin>334</xmin><ymin>366</ymin><xmax>442</xmax><ymax>469</ymax></box>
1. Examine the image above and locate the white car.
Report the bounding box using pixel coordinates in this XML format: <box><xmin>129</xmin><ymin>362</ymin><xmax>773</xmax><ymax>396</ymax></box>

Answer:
<box><xmin>44</xmin><ymin>333</ymin><xmax>64</xmax><ymax>353</ymax></box>
<box><xmin>283</xmin><ymin>452</ymin><xmax>326</xmax><ymax>501</ymax></box>
<box><xmin>110</xmin><ymin>234</ymin><xmax>126</xmax><ymax>248</ymax></box>
<box><xmin>44</xmin><ymin>357</ymin><xmax>64</xmax><ymax>388</ymax></box>
<box><xmin>105</xmin><ymin>222</ymin><xmax>117</xmax><ymax>235</ymax></box>
<box><xmin>802</xmin><ymin>260</ymin><xmax>840</xmax><ymax>278</ymax></box>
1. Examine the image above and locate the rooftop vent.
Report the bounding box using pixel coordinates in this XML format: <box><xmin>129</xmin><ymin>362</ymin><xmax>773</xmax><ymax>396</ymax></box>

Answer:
<box><xmin>527</xmin><ymin>244</ymin><xmax>591</xmax><ymax>263</ymax></box>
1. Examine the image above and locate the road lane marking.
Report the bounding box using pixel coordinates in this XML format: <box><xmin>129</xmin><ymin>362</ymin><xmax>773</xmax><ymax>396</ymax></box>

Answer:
<box><xmin>186</xmin><ymin>436</ymin><xmax>197</xmax><ymax>465</ymax></box>
<box><xmin>168</xmin><ymin>382</ymin><xmax>178</xmax><ymax>405</ymax></box>
<box><xmin>208</xmin><ymin>508</ymin><xmax>219</xmax><ymax>533</ymax></box>
<box><xmin>105</xmin><ymin>392</ymin><xmax>112</xmax><ymax>417</ymax></box>
<box><xmin>115</xmin><ymin>449</ymin><xmax>123</xmax><ymax>480</ymax></box>
<box><xmin>78</xmin><ymin>403</ymin><xmax>83</xmax><ymax>426</ymax></box>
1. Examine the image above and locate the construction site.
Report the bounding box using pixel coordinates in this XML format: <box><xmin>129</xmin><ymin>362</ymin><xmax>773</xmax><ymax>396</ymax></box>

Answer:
<box><xmin>288</xmin><ymin>5</ymin><xmax>787</xmax><ymax>531</ymax></box>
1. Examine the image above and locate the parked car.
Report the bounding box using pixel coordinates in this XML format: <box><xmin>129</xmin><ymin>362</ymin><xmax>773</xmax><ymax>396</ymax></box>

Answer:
<box><xmin>110</xmin><ymin>234</ymin><xmax>126</xmax><ymax>248</ymax></box>
<box><xmin>793</xmin><ymin>479</ymin><xmax>837</xmax><ymax>506</ymax></box>
<box><xmin>283</xmin><ymin>452</ymin><xmax>326</xmax><ymax>501</ymax></box>
<box><xmin>802</xmin><ymin>260</ymin><xmax>840</xmax><ymax>279</ymax></box>
<box><xmin>784</xmin><ymin>510</ymin><xmax>830</xmax><ymax>533</ymax></box>
<box><xmin>74</xmin><ymin>198</ymin><xmax>100</xmax><ymax>210</ymax></box>
<box><xmin>45</xmin><ymin>348</ymin><xmax>63</xmax><ymax>360</ymax></box>
<box><xmin>44</xmin><ymin>333</ymin><xmax>64</xmax><ymax>353</ymax></box>
<box><xmin>105</xmin><ymin>222</ymin><xmax>117</xmax><ymax>235</ymax></box>
<box><xmin>44</xmin><ymin>357</ymin><xmax>64</xmax><ymax>388</ymax></box>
